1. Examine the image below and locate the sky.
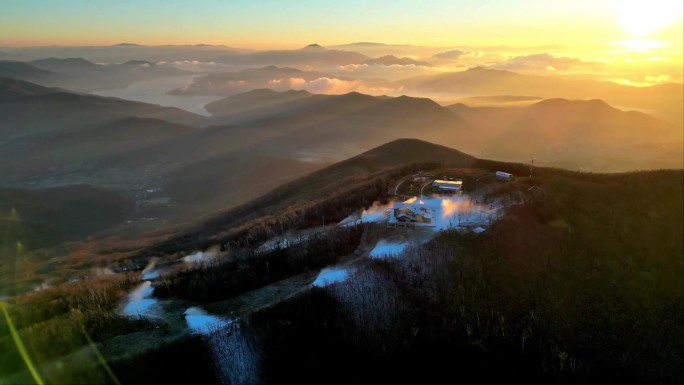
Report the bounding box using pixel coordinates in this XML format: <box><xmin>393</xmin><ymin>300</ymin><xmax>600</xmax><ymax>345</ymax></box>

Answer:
<box><xmin>1</xmin><ymin>0</ymin><xmax>682</xmax><ymax>48</ymax></box>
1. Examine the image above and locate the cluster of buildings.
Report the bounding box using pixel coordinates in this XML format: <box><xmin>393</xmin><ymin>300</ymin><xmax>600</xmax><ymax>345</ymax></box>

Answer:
<box><xmin>391</xmin><ymin>203</ymin><xmax>435</xmax><ymax>226</ymax></box>
<box><xmin>387</xmin><ymin>171</ymin><xmax>514</xmax><ymax>229</ymax></box>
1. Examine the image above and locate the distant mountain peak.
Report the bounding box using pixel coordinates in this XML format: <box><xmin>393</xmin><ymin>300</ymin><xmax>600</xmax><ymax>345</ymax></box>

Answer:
<box><xmin>33</xmin><ymin>57</ymin><xmax>96</xmax><ymax>65</ymax></box>
<box><xmin>343</xmin><ymin>91</ymin><xmax>364</xmax><ymax>96</ymax></box>
<box><xmin>532</xmin><ymin>98</ymin><xmax>613</xmax><ymax>111</ymax></box>
<box><xmin>362</xmin><ymin>55</ymin><xmax>433</xmax><ymax>67</ymax></box>
<box><xmin>330</xmin><ymin>91</ymin><xmax>376</xmax><ymax>104</ymax></box>
<box><xmin>352</xmin><ymin>138</ymin><xmax>476</xmax><ymax>167</ymax></box>
<box><xmin>302</xmin><ymin>43</ymin><xmax>326</xmax><ymax>51</ymax></box>
<box><xmin>255</xmin><ymin>65</ymin><xmax>305</xmax><ymax>74</ymax></box>
<box><xmin>284</xmin><ymin>89</ymin><xmax>312</xmax><ymax>96</ymax></box>
<box><xmin>348</xmin><ymin>42</ymin><xmax>387</xmax><ymax>46</ymax></box>
<box><xmin>460</xmin><ymin>66</ymin><xmax>518</xmax><ymax>77</ymax></box>
<box><xmin>114</xmin><ymin>43</ymin><xmax>142</xmax><ymax>46</ymax></box>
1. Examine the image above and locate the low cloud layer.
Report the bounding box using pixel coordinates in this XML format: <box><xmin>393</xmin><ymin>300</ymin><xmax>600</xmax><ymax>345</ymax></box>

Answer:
<box><xmin>286</xmin><ymin>77</ymin><xmax>397</xmax><ymax>95</ymax></box>
<box><xmin>432</xmin><ymin>49</ymin><xmax>469</xmax><ymax>59</ymax></box>
<box><xmin>492</xmin><ymin>52</ymin><xmax>602</xmax><ymax>72</ymax></box>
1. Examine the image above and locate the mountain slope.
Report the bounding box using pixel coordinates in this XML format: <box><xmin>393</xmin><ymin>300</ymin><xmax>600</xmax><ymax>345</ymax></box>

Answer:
<box><xmin>362</xmin><ymin>55</ymin><xmax>433</xmax><ymax>67</ymax></box>
<box><xmin>204</xmin><ymin>88</ymin><xmax>314</xmax><ymax>117</ymax></box>
<box><xmin>0</xmin><ymin>117</ymin><xmax>195</xmax><ymax>182</ymax></box>
<box><xmin>0</xmin><ymin>77</ymin><xmax>204</xmax><ymax>140</ymax></box>
<box><xmin>447</xmin><ymin>98</ymin><xmax>675</xmax><ymax>169</ymax></box>
<box><xmin>206</xmin><ymin>92</ymin><xmax>467</xmax><ymax>161</ymax></box>
<box><xmin>401</xmin><ymin>66</ymin><xmax>684</xmax><ymax>125</ymax></box>
<box><xmin>0</xmin><ymin>185</ymin><xmax>133</xmax><ymax>249</ymax></box>
<box><xmin>203</xmin><ymin>89</ymin><xmax>461</xmax><ymax>131</ymax></box>
<box><xmin>21</xmin><ymin>57</ymin><xmax>189</xmax><ymax>92</ymax></box>
<box><xmin>0</xmin><ymin>81</ymin><xmax>466</xmax><ymax>226</ymax></box>
<box><xmin>169</xmin><ymin>66</ymin><xmax>347</xmax><ymax>96</ymax></box>
<box><xmin>329</xmin><ymin>138</ymin><xmax>475</xmax><ymax>172</ymax></box>
<box><xmin>29</xmin><ymin>57</ymin><xmax>99</xmax><ymax>72</ymax></box>
<box><xmin>215</xmin><ymin>47</ymin><xmax>370</xmax><ymax>67</ymax></box>
<box><xmin>0</xmin><ymin>61</ymin><xmax>54</xmax><ymax>82</ymax></box>
<box><xmin>0</xmin><ymin>76</ymin><xmax>66</xmax><ymax>97</ymax></box>
<box><xmin>143</xmin><ymin>138</ymin><xmax>477</xmax><ymax>255</ymax></box>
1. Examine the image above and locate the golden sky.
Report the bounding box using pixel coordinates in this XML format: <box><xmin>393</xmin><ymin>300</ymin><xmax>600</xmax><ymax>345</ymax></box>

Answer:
<box><xmin>0</xmin><ymin>0</ymin><xmax>681</xmax><ymax>85</ymax></box>
<box><xmin>0</xmin><ymin>1</ymin><xmax>681</xmax><ymax>47</ymax></box>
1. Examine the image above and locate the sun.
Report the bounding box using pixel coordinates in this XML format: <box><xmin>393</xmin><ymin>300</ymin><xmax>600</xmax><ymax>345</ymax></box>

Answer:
<box><xmin>617</xmin><ymin>0</ymin><xmax>682</xmax><ymax>37</ymax></box>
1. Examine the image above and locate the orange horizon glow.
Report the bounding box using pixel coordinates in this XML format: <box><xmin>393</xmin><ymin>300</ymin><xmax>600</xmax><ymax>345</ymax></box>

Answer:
<box><xmin>0</xmin><ymin>0</ymin><xmax>681</xmax><ymax>87</ymax></box>
<box><xmin>1</xmin><ymin>1</ymin><xmax>682</xmax><ymax>48</ymax></box>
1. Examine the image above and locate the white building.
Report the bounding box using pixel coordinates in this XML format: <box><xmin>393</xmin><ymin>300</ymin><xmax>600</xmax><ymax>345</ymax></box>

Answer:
<box><xmin>431</xmin><ymin>179</ymin><xmax>463</xmax><ymax>193</ymax></box>
<box><xmin>495</xmin><ymin>171</ymin><xmax>513</xmax><ymax>181</ymax></box>
<box><xmin>389</xmin><ymin>202</ymin><xmax>436</xmax><ymax>227</ymax></box>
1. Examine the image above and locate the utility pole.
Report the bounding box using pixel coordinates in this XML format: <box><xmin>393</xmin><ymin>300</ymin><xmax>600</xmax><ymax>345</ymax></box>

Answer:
<box><xmin>530</xmin><ymin>158</ymin><xmax>535</xmax><ymax>179</ymax></box>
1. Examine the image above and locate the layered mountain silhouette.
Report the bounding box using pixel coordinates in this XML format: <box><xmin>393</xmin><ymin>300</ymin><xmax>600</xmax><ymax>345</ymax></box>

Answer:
<box><xmin>1</xmin><ymin>57</ymin><xmax>189</xmax><ymax>92</ymax></box>
<box><xmin>0</xmin><ymin>44</ymin><xmax>250</xmax><ymax>63</ymax></box>
<box><xmin>28</xmin><ymin>57</ymin><xmax>188</xmax><ymax>92</ymax></box>
<box><xmin>400</xmin><ymin>66</ymin><xmax>683</xmax><ymax>126</ymax></box>
<box><xmin>0</xmin><ymin>77</ymin><xmax>202</xmax><ymax>140</ymax></box>
<box><xmin>148</xmin><ymin>138</ymin><xmax>479</xmax><ymax>252</ymax></box>
<box><xmin>0</xmin><ymin>61</ymin><xmax>54</xmax><ymax>82</ymax></box>
<box><xmin>329</xmin><ymin>42</ymin><xmax>438</xmax><ymax>58</ymax></box>
<box><xmin>204</xmin><ymin>88</ymin><xmax>314</xmax><ymax>118</ymax></box>
<box><xmin>362</xmin><ymin>55</ymin><xmax>433</xmax><ymax>67</ymax></box>
<box><xmin>0</xmin><ymin>79</ymin><xmax>466</xmax><ymax>222</ymax></box>
<box><xmin>0</xmin><ymin>78</ymin><xmax>679</xmax><ymax>227</ymax></box>
<box><xmin>29</xmin><ymin>57</ymin><xmax>100</xmax><ymax>71</ymax></box>
<box><xmin>0</xmin><ymin>185</ymin><xmax>133</xmax><ymax>248</ymax></box>
<box><xmin>449</xmin><ymin>98</ymin><xmax>676</xmax><ymax>169</ymax></box>
<box><xmin>215</xmin><ymin>46</ymin><xmax>370</xmax><ymax>67</ymax></box>
<box><xmin>168</xmin><ymin>66</ymin><xmax>349</xmax><ymax>96</ymax></box>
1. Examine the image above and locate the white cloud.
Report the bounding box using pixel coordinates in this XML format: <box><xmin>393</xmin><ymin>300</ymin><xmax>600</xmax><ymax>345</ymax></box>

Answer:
<box><xmin>492</xmin><ymin>53</ymin><xmax>601</xmax><ymax>71</ymax></box>
<box><xmin>432</xmin><ymin>48</ymin><xmax>469</xmax><ymax>59</ymax></box>
<box><xmin>173</xmin><ymin>60</ymin><xmax>217</xmax><ymax>65</ymax></box>
<box><xmin>285</xmin><ymin>77</ymin><xmax>397</xmax><ymax>95</ymax></box>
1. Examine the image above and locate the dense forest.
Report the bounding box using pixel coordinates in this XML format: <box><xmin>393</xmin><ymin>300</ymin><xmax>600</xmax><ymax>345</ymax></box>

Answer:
<box><xmin>140</xmin><ymin>161</ymin><xmax>438</xmax><ymax>256</ymax></box>
<box><xmin>154</xmin><ymin>225</ymin><xmax>364</xmax><ymax>302</ymax></box>
<box><xmin>231</xmin><ymin>169</ymin><xmax>683</xmax><ymax>384</ymax></box>
<box><xmin>0</xmin><ymin>165</ymin><xmax>681</xmax><ymax>384</ymax></box>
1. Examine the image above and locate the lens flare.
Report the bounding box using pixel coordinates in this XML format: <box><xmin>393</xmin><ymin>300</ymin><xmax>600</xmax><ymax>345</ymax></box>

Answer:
<box><xmin>1</xmin><ymin>303</ymin><xmax>44</xmax><ymax>385</ymax></box>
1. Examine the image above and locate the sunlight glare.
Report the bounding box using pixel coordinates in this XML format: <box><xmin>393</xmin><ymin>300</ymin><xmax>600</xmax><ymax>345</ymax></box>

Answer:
<box><xmin>617</xmin><ymin>0</ymin><xmax>682</xmax><ymax>37</ymax></box>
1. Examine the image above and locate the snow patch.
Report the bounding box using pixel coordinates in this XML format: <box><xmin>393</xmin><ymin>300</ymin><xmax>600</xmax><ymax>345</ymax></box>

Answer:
<box><xmin>312</xmin><ymin>267</ymin><xmax>353</xmax><ymax>287</ymax></box>
<box><xmin>142</xmin><ymin>269</ymin><xmax>161</xmax><ymax>280</ymax></box>
<box><xmin>141</xmin><ymin>258</ymin><xmax>161</xmax><ymax>280</ymax></box>
<box><xmin>184</xmin><ymin>307</ymin><xmax>231</xmax><ymax>335</ymax></box>
<box><xmin>369</xmin><ymin>241</ymin><xmax>408</xmax><ymax>259</ymax></box>
<box><xmin>122</xmin><ymin>281</ymin><xmax>159</xmax><ymax>317</ymax></box>
<box><xmin>183</xmin><ymin>250</ymin><xmax>218</xmax><ymax>264</ymax></box>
